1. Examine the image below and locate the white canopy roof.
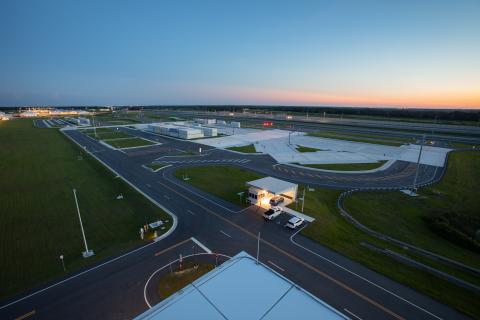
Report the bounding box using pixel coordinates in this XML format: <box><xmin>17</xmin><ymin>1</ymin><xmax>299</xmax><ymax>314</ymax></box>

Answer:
<box><xmin>246</xmin><ymin>176</ymin><xmax>297</xmax><ymax>195</ymax></box>
<box><xmin>135</xmin><ymin>252</ymin><xmax>346</xmax><ymax>320</ymax></box>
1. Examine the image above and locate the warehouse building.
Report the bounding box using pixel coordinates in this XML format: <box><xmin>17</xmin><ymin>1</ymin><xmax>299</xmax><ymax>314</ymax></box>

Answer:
<box><xmin>135</xmin><ymin>252</ymin><xmax>347</xmax><ymax>320</ymax></box>
<box><xmin>246</xmin><ymin>176</ymin><xmax>297</xmax><ymax>207</ymax></box>
<box><xmin>148</xmin><ymin>124</ymin><xmax>205</xmax><ymax>140</ymax></box>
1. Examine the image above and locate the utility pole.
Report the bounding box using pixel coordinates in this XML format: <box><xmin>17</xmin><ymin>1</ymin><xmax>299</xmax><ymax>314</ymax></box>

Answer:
<box><xmin>256</xmin><ymin>232</ymin><xmax>261</xmax><ymax>264</ymax></box>
<box><xmin>92</xmin><ymin>115</ymin><xmax>97</xmax><ymax>138</ymax></box>
<box><xmin>412</xmin><ymin>134</ymin><xmax>426</xmax><ymax>192</ymax></box>
<box><xmin>301</xmin><ymin>188</ymin><xmax>306</xmax><ymax>213</ymax></box>
<box><xmin>73</xmin><ymin>189</ymin><xmax>94</xmax><ymax>258</ymax></box>
<box><xmin>59</xmin><ymin>255</ymin><xmax>66</xmax><ymax>271</ymax></box>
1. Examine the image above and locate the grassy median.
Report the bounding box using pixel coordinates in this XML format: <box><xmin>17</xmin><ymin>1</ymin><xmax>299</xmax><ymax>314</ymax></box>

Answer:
<box><xmin>0</xmin><ymin>119</ymin><xmax>172</xmax><ymax>299</ymax></box>
<box><xmin>104</xmin><ymin>137</ymin><xmax>156</xmax><ymax>149</ymax></box>
<box><xmin>344</xmin><ymin>151</ymin><xmax>480</xmax><ymax>270</ymax></box>
<box><xmin>226</xmin><ymin>144</ymin><xmax>258</xmax><ymax>153</ymax></box>
<box><xmin>308</xmin><ymin>131</ymin><xmax>411</xmax><ymax>146</ymax></box>
<box><xmin>174</xmin><ymin>166</ymin><xmax>262</xmax><ymax>207</ymax></box>
<box><xmin>297</xmin><ymin>161</ymin><xmax>387</xmax><ymax>171</ymax></box>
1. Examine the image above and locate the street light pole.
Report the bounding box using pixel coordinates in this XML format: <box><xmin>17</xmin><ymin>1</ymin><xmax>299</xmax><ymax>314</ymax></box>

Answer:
<box><xmin>73</xmin><ymin>189</ymin><xmax>94</xmax><ymax>258</ymax></box>
<box><xmin>59</xmin><ymin>255</ymin><xmax>66</xmax><ymax>271</ymax></box>
<box><xmin>301</xmin><ymin>188</ymin><xmax>306</xmax><ymax>213</ymax></box>
<box><xmin>412</xmin><ymin>134</ymin><xmax>426</xmax><ymax>192</ymax></box>
<box><xmin>256</xmin><ymin>232</ymin><xmax>261</xmax><ymax>264</ymax></box>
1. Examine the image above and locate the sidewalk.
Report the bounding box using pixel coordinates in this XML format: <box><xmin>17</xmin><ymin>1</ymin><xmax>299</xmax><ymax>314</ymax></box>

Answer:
<box><xmin>280</xmin><ymin>206</ymin><xmax>316</xmax><ymax>222</ymax></box>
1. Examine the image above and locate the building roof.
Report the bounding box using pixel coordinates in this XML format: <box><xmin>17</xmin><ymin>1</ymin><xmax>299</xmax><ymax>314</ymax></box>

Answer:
<box><xmin>135</xmin><ymin>252</ymin><xmax>346</xmax><ymax>320</ymax></box>
<box><xmin>246</xmin><ymin>176</ymin><xmax>297</xmax><ymax>195</ymax></box>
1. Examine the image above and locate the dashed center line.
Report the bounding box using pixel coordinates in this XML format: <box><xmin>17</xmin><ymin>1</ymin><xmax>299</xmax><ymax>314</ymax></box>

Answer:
<box><xmin>220</xmin><ymin>230</ymin><xmax>232</xmax><ymax>238</ymax></box>
<box><xmin>344</xmin><ymin>308</ymin><xmax>363</xmax><ymax>320</ymax></box>
<box><xmin>267</xmin><ymin>260</ymin><xmax>285</xmax><ymax>272</ymax></box>
<box><xmin>14</xmin><ymin>310</ymin><xmax>36</xmax><ymax>320</ymax></box>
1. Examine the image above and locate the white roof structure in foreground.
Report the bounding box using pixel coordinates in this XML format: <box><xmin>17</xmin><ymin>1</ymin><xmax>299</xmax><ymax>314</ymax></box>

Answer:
<box><xmin>246</xmin><ymin>176</ymin><xmax>297</xmax><ymax>195</ymax></box>
<box><xmin>135</xmin><ymin>252</ymin><xmax>347</xmax><ymax>320</ymax></box>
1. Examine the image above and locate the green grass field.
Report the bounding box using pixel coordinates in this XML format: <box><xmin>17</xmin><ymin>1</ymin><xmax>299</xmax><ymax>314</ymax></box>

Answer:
<box><xmin>344</xmin><ymin>151</ymin><xmax>480</xmax><ymax>270</ymax></box>
<box><xmin>0</xmin><ymin>119</ymin><xmax>172</xmax><ymax>299</ymax></box>
<box><xmin>174</xmin><ymin>166</ymin><xmax>262</xmax><ymax>207</ymax></box>
<box><xmin>172</xmin><ymin>164</ymin><xmax>480</xmax><ymax>317</ymax></box>
<box><xmin>226</xmin><ymin>144</ymin><xmax>258</xmax><ymax>153</ymax></box>
<box><xmin>104</xmin><ymin>137</ymin><xmax>156</xmax><ymax>149</ymax></box>
<box><xmin>308</xmin><ymin>131</ymin><xmax>411</xmax><ymax>146</ymax></box>
<box><xmin>297</xmin><ymin>161</ymin><xmax>387</xmax><ymax>171</ymax></box>
<box><xmin>295</xmin><ymin>145</ymin><xmax>322</xmax><ymax>152</ymax></box>
<box><xmin>157</xmin><ymin>262</ymin><xmax>214</xmax><ymax>299</ymax></box>
<box><xmin>291</xmin><ymin>186</ymin><xmax>479</xmax><ymax>317</ymax></box>
<box><xmin>82</xmin><ymin>128</ymin><xmax>132</xmax><ymax>140</ymax></box>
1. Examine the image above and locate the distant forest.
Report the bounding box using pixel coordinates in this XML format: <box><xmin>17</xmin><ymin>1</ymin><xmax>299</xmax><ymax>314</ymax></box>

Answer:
<box><xmin>2</xmin><ymin>105</ymin><xmax>479</xmax><ymax>122</ymax></box>
<box><xmin>150</xmin><ymin>105</ymin><xmax>480</xmax><ymax>123</ymax></box>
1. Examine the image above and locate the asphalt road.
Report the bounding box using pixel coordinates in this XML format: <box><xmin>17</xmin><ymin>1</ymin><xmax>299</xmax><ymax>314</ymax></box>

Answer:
<box><xmin>153</xmin><ymin>110</ymin><xmax>480</xmax><ymax>145</ymax></box>
<box><xmin>0</xmin><ymin>128</ymin><xmax>469</xmax><ymax>320</ymax></box>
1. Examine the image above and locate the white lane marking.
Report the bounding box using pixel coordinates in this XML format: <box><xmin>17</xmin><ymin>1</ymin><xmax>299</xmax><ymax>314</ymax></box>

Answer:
<box><xmin>290</xmin><ymin>227</ymin><xmax>443</xmax><ymax>320</ymax></box>
<box><xmin>344</xmin><ymin>308</ymin><xmax>363</xmax><ymax>320</ymax></box>
<box><xmin>220</xmin><ymin>230</ymin><xmax>232</xmax><ymax>238</ymax></box>
<box><xmin>267</xmin><ymin>260</ymin><xmax>285</xmax><ymax>272</ymax></box>
<box><xmin>191</xmin><ymin>237</ymin><xmax>212</xmax><ymax>254</ymax></box>
<box><xmin>163</xmin><ymin>194</ymin><xmax>170</xmax><ymax>200</ymax></box>
<box><xmin>0</xmin><ymin>240</ymin><xmax>160</xmax><ymax>310</ymax></box>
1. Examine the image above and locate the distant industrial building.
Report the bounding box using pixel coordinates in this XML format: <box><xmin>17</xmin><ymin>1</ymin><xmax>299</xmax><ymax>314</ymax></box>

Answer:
<box><xmin>135</xmin><ymin>252</ymin><xmax>347</xmax><ymax>320</ymax></box>
<box><xmin>19</xmin><ymin>108</ymin><xmax>90</xmax><ymax>118</ymax></box>
<box><xmin>194</xmin><ymin>118</ymin><xmax>217</xmax><ymax>125</ymax></box>
<box><xmin>147</xmin><ymin>122</ymin><xmax>218</xmax><ymax>140</ymax></box>
<box><xmin>65</xmin><ymin>117</ymin><xmax>91</xmax><ymax>126</ymax></box>
<box><xmin>0</xmin><ymin>111</ymin><xmax>10</xmax><ymax>121</ymax></box>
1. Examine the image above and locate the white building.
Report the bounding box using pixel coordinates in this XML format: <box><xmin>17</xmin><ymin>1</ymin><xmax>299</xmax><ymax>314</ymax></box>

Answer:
<box><xmin>246</xmin><ymin>176</ymin><xmax>298</xmax><ymax>207</ymax></box>
<box><xmin>148</xmin><ymin>123</ymin><xmax>204</xmax><ymax>140</ymax></box>
<box><xmin>135</xmin><ymin>252</ymin><xmax>347</xmax><ymax>320</ymax></box>
<box><xmin>200</xmin><ymin>127</ymin><xmax>218</xmax><ymax>137</ymax></box>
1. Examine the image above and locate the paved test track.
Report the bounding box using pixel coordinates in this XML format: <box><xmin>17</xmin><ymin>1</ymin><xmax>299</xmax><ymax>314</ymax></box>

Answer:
<box><xmin>0</xmin><ymin>128</ymin><xmax>469</xmax><ymax>320</ymax></box>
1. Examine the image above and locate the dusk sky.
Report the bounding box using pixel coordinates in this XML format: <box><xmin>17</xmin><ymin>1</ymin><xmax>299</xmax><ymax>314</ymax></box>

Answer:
<box><xmin>1</xmin><ymin>0</ymin><xmax>479</xmax><ymax>108</ymax></box>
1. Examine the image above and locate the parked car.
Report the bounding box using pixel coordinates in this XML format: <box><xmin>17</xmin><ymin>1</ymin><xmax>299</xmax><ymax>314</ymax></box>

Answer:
<box><xmin>269</xmin><ymin>196</ymin><xmax>284</xmax><ymax>206</ymax></box>
<box><xmin>286</xmin><ymin>216</ymin><xmax>304</xmax><ymax>229</ymax></box>
<box><xmin>263</xmin><ymin>207</ymin><xmax>282</xmax><ymax>220</ymax></box>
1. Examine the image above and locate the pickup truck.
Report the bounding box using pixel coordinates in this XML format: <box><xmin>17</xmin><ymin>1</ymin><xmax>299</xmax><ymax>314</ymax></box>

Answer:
<box><xmin>263</xmin><ymin>207</ymin><xmax>282</xmax><ymax>220</ymax></box>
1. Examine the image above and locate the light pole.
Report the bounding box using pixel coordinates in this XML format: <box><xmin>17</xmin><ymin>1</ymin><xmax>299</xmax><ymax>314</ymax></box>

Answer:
<box><xmin>412</xmin><ymin>134</ymin><xmax>426</xmax><ymax>192</ymax></box>
<box><xmin>59</xmin><ymin>255</ymin><xmax>66</xmax><ymax>271</ymax></box>
<box><xmin>256</xmin><ymin>232</ymin><xmax>261</xmax><ymax>264</ymax></box>
<box><xmin>301</xmin><ymin>188</ymin><xmax>306</xmax><ymax>213</ymax></box>
<box><xmin>73</xmin><ymin>189</ymin><xmax>94</xmax><ymax>258</ymax></box>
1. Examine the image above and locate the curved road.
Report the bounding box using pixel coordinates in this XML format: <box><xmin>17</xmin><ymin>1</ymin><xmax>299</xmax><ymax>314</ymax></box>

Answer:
<box><xmin>0</xmin><ymin>128</ymin><xmax>467</xmax><ymax>320</ymax></box>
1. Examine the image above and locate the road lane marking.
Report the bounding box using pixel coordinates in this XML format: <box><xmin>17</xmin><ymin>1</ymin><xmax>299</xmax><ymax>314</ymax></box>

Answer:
<box><xmin>14</xmin><ymin>310</ymin><xmax>36</xmax><ymax>320</ymax></box>
<box><xmin>187</xmin><ymin>210</ymin><xmax>195</xmax><ymax>215</ymax></box>
<box><xmin>154</xmin><ymin>238</ymin><xmax>191</xmax><ymax>257</ymax></box>
<box><xmin>220</xmin><ymin>230</ymin><xmax>232</xmax><ymax>238</ymax></box>
<box><xmin>344</xmin><ymin>308</ymin><xmax>363</xmax><ymax>320</ymax></box>
<box><xmin>289</xmin><ymin>226</ymin><xmax>442</xmax><ymax>320</ymax></box>
<box><xmin>191</xmin><ymin>237</ymin><xmax>212</xmax><ymax>254</ymax></box>
<box><xmin>157</xmin><ymin>180</ymin><xmax>406</xmax><ymax>320</ymax></box>
<box><xmin>267</xmin><ymin>260</ymin><xmax>285</xmax><ymax>272</ymax></box>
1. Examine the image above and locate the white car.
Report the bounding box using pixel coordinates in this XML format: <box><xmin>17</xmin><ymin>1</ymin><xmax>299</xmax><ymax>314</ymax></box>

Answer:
<box><xmin>263</xmin><ymin>206</ymin><xmax>282</xmax><ymax>220</ymax></box>
<box><xmin>286</xmin><ymin>216</ymin><xmax>304</xmax><ymax>229</ymax></box>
